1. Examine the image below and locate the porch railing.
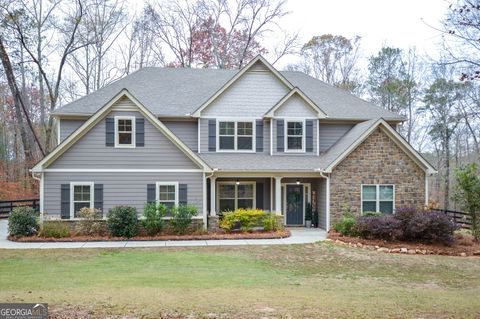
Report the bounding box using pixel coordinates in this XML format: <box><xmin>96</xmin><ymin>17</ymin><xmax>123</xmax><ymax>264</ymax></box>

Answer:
<box><xmin>0</xmin><ymin>199</ymin><xmax>40</xmax><ymax>219</ymax></box>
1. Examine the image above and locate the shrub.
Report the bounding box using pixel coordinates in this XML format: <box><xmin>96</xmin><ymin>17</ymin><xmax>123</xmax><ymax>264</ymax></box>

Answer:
<box><xmin>455</xmin><ymin>230</ymin><xmax>475</xmax><ymax>246</ymax></box>
<box><xmin>107</xmin><ymin>206</ymin><xmax>138</xmax><ymax>238</ymax></box>
<box><xmin>219</xmin><ymin>208</ymin><xmax>266</xmax><ymax>232</ymax></box>
<box><xmin>334</xmin><ymin>216</ymin><xmax>356</xmax><ymax>236</ymax></box>
<box><xmin>76</xmin><ymin>207</ymin><xmax>106</xmax><ymax>236</ymax></box>
<box><xmin>170</xmin><ymin>204</ymin><xmax>198</xmax><ymax>234</ymax></box>
<box><xmin>402</xmin><ymin>210</ymin><xmax>457</xmax><ymax>244</ymax></box>
<box><xmin>354</xmin><ymin>215</ymin><xmax>403</xmax><ymax>240</ymax></box>
<box><xmin>142</xmin><ymin>202</ymin><xmax>166</xmax><ymax>236</ymax></box>
<box><xmin>39</xmin><ymin>221</ymin><xmax>70</xmax><ymax>238</ymax></box>
<box><xmin>453</xmin><ymin>163</ymin><xmax>480</xmax><ymax>241</ymax></box>
<box><xmin>8</xmin><ymin>206</ymin><xmax>39</xmax><ymax>237</ymax></box>
<box><xmin>262</xmin><ymin>212</ymin><xmax>281</xmax><ymax>231</ymax></box>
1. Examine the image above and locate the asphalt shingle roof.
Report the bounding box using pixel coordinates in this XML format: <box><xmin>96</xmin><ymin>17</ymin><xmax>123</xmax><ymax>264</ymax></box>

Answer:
<box><xmin>54</xmin><ymin>67</ymin><xmax>403</xmax><ymax>121</ymax></box>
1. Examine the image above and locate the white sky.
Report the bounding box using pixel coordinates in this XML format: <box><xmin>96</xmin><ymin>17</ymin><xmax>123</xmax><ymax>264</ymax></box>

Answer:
<box><xmin>273</xmin><ymin>0</ymin><xmax>449</xmax><ymax>67</ymax></box>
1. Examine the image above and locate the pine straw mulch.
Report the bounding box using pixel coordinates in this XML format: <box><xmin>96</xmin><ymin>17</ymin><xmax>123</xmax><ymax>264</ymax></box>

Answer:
<box><xmin>328</xmin><ymin>231</ymin><xmax>480</xmax><ymax>257</ymax></box>
<box><xmin>8</xmin><ymin>229</ymin><xmax>290</xmax><ymax>242</ymax></box>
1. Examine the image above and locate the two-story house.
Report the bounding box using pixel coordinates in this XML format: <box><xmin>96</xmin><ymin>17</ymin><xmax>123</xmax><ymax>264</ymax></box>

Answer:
<box><xmin>31</xmin><ymin>56</ymin><xmax>436</xmax><ymax>230</ymax></box>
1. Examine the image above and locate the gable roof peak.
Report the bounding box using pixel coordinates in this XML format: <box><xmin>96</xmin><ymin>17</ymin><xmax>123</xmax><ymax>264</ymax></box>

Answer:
<box><xmin>264</xmin><ymin>86</ymin><xmax>328</xmax><ymax>118</ymax></box>
<box><xmin>191</xmin><ymin>55</ymin><xmax>294</xmax><ymax>117</ymax></box>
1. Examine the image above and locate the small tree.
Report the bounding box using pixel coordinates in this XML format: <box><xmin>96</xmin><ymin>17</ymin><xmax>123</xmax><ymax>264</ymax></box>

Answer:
<box><xmin>453</xmin><ymin>163</ymin><xmax>480</xmax><ymax>241</ymax></box>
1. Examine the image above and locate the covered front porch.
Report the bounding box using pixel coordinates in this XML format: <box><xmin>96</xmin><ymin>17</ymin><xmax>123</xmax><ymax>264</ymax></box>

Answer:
<box><xmin>206</xmin><ymin>173</ymin><xmax>329</xmax><ymax>229</ymax></box>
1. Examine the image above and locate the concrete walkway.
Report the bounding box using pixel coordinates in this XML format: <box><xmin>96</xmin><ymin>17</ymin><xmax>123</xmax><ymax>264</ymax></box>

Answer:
<box><xmin>0</xmin><ymin>220</ymin><xmax>326</xmax><ymax>249</ymax></box>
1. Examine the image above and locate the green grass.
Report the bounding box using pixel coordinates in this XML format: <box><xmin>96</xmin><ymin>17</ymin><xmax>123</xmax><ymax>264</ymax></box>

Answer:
<box><xmin>0</xmin><ymin>243</ymin><xmax>479</xmax><ymax>318</ymax></box>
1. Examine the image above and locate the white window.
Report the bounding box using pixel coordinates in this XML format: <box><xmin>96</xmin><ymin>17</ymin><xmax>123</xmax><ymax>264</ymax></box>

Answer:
<box><xmin>217</xmin><ymin>120</ymin><xmax>254</xmax><ymax>151</ymax></box>
<box><xmin>285</xmin><ymin>120</ymin><xmax>304</xmax><ymax>152</ymax></box>
<box><xmin>156</xmin><ymin>182</ymin><xmax>178</xmax><ymax>210</ymax></box>
<box><xmin>115</xmin><ymin>116</ymin><xmax>135</xmax><ymax>147</ymax></box>
<box><xmin>70</xmin><ymin>182</ymin><xmax>94</xmax><ymax>218</ymax></box>
<box><xmin>218</xmin><ymin>182</ymin><xmax>256</xmax><ymax>212</ymax></box>
<box><xmin>361</xmin><ymin>184</ymin><xmax>395</xmax><ymax>214</ymax></box>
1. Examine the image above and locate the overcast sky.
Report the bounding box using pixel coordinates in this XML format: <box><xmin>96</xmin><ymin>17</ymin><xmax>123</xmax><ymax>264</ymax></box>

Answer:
<box><xmin>272</xmin><ymin>0</ymin><xmax>449</xmax><ymax>67</ymax></box>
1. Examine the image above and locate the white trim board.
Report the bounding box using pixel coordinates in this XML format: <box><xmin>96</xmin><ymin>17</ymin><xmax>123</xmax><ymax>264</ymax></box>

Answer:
<box><xmin>39</xmin><ymin>169</ymin><xmax>204</xmax><ymax>173</ymax></box>
<box><xmin>31</xmin><ymin>89</ymin><xmax>212</xmax><ymax>173</ymax></box>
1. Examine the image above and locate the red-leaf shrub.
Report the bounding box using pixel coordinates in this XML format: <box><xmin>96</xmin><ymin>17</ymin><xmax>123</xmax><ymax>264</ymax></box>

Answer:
<box><xmin>402</xmin><ymin>210</ymin><xmax>457</xmax><ymax>244</ymax></box>
<box><xmin>354</xmin><ymin>215</ymin><xmax>403</xmax><ymax>240</ymax></box>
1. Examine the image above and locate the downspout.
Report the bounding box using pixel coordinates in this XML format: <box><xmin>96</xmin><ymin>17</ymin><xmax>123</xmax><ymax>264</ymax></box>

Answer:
<box><xmin>205</xmin><ymin>168</ymin><xmax>218</xmax><ymax>230</ymax></box>
<box><xmin>31</xmin><ymin>171</ymin><xmax>43</xmax><ymax>225</ymax></box>
<box><xmin>316</xmin><ymin>169</ymin><xmax>330</xmax><ymax>232</ymax></box>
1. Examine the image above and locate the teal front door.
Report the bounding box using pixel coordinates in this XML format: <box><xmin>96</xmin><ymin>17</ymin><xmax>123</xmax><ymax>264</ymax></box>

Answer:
<box><xmin>286</xmin><ymin>184</ymin><xmax>304</xmax><ymax>225</ymax></box>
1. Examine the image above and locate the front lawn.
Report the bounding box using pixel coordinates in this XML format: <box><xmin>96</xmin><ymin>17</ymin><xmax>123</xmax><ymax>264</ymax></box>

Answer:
<box><xmin>0</xmin><ymin>243</ymin><xmax>479</xmax><ymax>318</ymax></box>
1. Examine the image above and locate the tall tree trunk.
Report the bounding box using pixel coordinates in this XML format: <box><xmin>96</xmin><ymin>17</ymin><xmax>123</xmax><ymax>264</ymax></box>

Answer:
<box><xmin>0</xmin><ymin>40</ymin><xmax>33</xmax><ymax>161</ymax></box>
<box><xmin>0</xmin><ymin>36</ymin><xmax>45</xmax><ymax>158</ymax></box>
<box><xmin>444</xmin><ymin>131</ymin><xmax>451</xmax><ymax>210</ymax></box>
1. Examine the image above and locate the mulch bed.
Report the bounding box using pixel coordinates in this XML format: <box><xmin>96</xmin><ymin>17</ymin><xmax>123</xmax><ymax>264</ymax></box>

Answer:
<box><xmin>8</xmin><ymin>229</ymin><xmax>291</xmax><ymax>242</ymax></box>
<box><xmin>328</xmin><ymin>231</ymin><xmax>480</xmax><ymax>257</ymax></box>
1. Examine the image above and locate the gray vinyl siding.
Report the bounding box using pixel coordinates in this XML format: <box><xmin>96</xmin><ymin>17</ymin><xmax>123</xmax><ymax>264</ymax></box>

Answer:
<box><xmin>50</xmin><ymin>110</ymin><xmax>199</xmax><ymax>169</ymax></box>
<box><xmin>199</xmin><ymin>118</ymin><xmax>270</xmax><ymax>154</ymax></box>
<box><xmin>59</xmin><ymin>119</ymin><xmax>85</xmax><ymax>142</ymax></box>
<box><xmin>319</xmin><ymin>123</ymin><xmax>354</xmax><ymax>152</ymax></box>
<box><xmin>43</xmin><ymin>172</ymin><xmax>203</xmax><ymax>217</ymax></box>
<box><xmin>162</xmin><ymin>120</ymin><xmax>198</xmax><ymax>151</ymax></box>
<box><xmin>274</xmin><ymin>95</ymin><xmax>317</xmax><ymax>117</ymax></box>
<box><xmin>202</xmin><ymin>69</ymin><xmax>289</xmax><ymax>117</ymax></box>
<box><xmin>272</xmin><ymin>118</ymin><xmax>318</xmax><ymax>155</ymax></box>
<box><xmin>317</xmin><ymin>178</ymin><xmax>327</xmax><ymax>229</ymax></box>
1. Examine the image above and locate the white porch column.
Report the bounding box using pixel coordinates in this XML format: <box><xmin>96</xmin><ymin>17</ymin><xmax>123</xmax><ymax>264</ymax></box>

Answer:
<box><xmin>274</xmin><ymin>176</ymin><xmax>282</xmax><ymax>215</ymax></box>
<box><xmin>210</xmin><ymin>176</ymin><xmax>217</xmax><ymax>216</ymax></box>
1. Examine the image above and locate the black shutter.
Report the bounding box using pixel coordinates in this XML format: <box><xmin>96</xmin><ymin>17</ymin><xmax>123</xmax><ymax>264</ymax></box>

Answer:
<box><xmin>276</xmin><ymin>119</ymin><xmax>284</xmax><ymax>152</ymax></box>
<box><xmin>179</xmin><ymin>184</ymin><xmax>188</xmax><ymax>205</ymax></box>
<box><xmin>306</xmin><ymin>120</ymin><xmax>314</xmax><ymax>152</ymax></box>
<box><xmin>136</xmin><ymin>118</ymin><xmax>145</xmax><ymax>147</ymax></box>
<box><xmin>94</xmin><ymin>184</ymin><xmax>103</xmax><ymax>214</ymax></box>
<box><xmin>208</xmin><ymin>120</ymin><xmax>216</xmax><ymax>151</ymax></box>
<box><xmin>147</xmin><ymin>184</ymin><xmax>156</xmax><ymax>203</ymax></box>
<box><xmin>61</xmin><ymin>184</ymin><xmax>70</xmax><ymax>219</ymax></box>
<box><xmin>256</xmin><ymin>182</ymin><xmax>264</xmax><ymax>209</ymax></box>
<box><xmin>105</xmin><ymin>118</ymin><xmax>115</xmax><ymax>147</ymax></box>
<box><xmin>256</xmin><ymin>120</ymin><xmax>263</xmax><ymax>152</ymax></box>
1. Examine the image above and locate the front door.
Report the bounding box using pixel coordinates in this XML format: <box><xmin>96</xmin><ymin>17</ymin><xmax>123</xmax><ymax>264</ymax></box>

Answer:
<box><xmin>286</xmin><ymin>184</ymin><xmax>304</xmax><ymax>225</ymax></box>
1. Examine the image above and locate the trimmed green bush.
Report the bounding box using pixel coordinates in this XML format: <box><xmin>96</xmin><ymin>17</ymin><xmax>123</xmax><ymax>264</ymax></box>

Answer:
<box><xmin>107</xmin><ymin>206</ymin><xmax>139</xmax><ymax>238</ymax></box>
<box><xmin>8</xmin><ymin>206</ymin><xmax>39</xmax><ymax>237</ymax></box>
<box><xmin>39</xmin><ymin>221</ymin><xmax>70</xmax><ymax>238</ymax></box>
<box><xmin>262</xmin><ymin>212</ymin><xmax>281</xmax><ymax>231</ymax></box>
<box><xmin>333</xmin><ymin>215</ymin><xmax>356</xmax><ymax>236</ymax></box>
<box><xmin>142</xmin><ymin>202</ymin><xmax>166</xmax><ymax>236</ymax></box>
<box><xmin>170</xmin><ymin>204</ymin><xmax>198</xmax><ymax>234</ymax></box>
<box><xmin>220</xmin><ymin>209</ymin><xmax>278</xmax><ymax>232</ymax></box>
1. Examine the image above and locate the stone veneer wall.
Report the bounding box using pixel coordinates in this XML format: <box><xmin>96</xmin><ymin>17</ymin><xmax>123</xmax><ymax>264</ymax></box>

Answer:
<box><xmin>329</xmin><ymin>128</ymin><xmax>426</xmax><ymax>225</ymax></box>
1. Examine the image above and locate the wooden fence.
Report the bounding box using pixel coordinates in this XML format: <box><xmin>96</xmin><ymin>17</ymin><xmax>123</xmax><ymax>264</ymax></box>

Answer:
<box><xmin>432</xmin><ymin>209</ymin><xmax>472</xmax><ymax>230</ymax></box>
<box><xmin>0</xmin><ymin>199</ymin><xmax>40</xmax><ymax>219</ymax></box>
